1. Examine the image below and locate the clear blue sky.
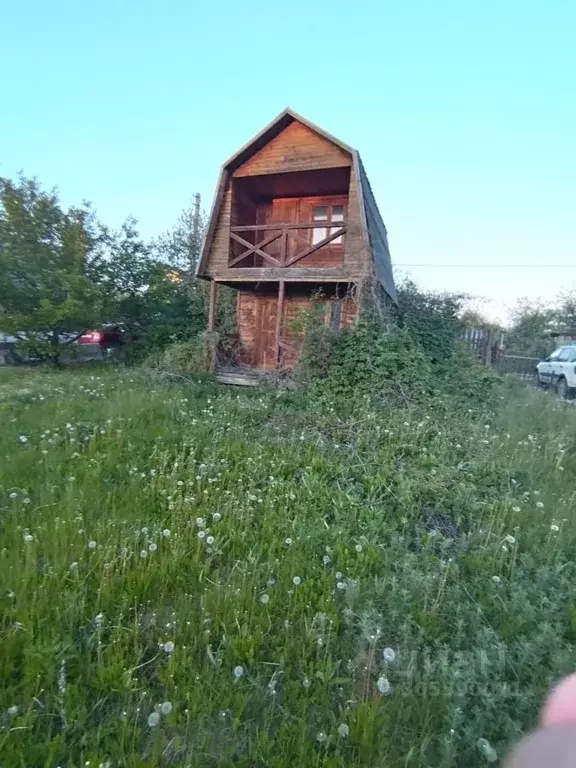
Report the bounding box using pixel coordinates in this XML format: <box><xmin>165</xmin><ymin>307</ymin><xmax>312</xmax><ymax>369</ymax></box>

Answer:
<box><xmin>2</xmin><ymin>0</ymin><xmax>575</xmax><ymax>321</ymax></box>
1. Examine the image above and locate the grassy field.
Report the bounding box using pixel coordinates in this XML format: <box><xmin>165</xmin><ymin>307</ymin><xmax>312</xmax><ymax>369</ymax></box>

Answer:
<box><xmin>1</xmin><ymin>366</ymin><xmax>576</xmax><ymax>767</ymax></box>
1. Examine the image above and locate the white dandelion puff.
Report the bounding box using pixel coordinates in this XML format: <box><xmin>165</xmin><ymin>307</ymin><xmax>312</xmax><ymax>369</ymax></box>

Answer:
<box><xmin>18</xmin><ymin>435</ymin><xmax>28</xmax><ymax>444</ymax></box>
<box><xmin>88</xmin><ymin>541</ymin><xmax>97</xmax><ymax>549</ymax></box>
<box><xmin>536</xmin><ymin>501</ymin><xmax>544</xmax><ymax>509</ymax></box>
<box><xmin>322</xmin><ymin>555</ymin><xmax>331</xmax><ymax>566</ymax></box>
<box><xmin>148</xmin><ymin>542</ymin><xmax>158</xmax><ymax>552</ymax></box>
<box><xmin>160</xmin><ymin>701</ymin><xmax>172</xmax><ymax>715</ymax></box>
<box><xmin>336</xmin><ymin>581</ymin><xmax>347</xmax><ymax>590</ymax></box>
<box><xmin>233</xmin><ymin>665</ymin><xmax>244</xmax><ymax>679</ymax></box>
<box><xmin>355</xmin><ymin>544</ymin><xmax>363</xmax><ymax>553</ymax></box>
<box><xmin>285</xmin><ymin>537</ymin><xmax>293</xmax><ymax>545</ymax></box>
<box><xmin>477</xmin><ymin>738</ymin><xmax>498</xmax><ymax>762</ymax></box>
<box><xmin>492</xmin><ymin>575</ymin><xmax>501</xmax><ymax>583</ymax></box>
<box><xmin>7</xmin><ymin>705</ymin><xmax>18</xmax><ymax>717</ymax></box>
<box><xmin>376</xmin><ymin>676</ymin><xmax>391</xmax><ymax>695</ymax></box>
<box><xmin>212</xmin><ymin>512</ymin><xmax>221</xmax><ymax>522</ymax></box>
<box><xmin>140</xmin><ymin>550</ymin><xmax>148</xmax><ymax>559</ymax></box>
<box><xmin>551</xmin><ymin>524</ymin><xmax>560</xmax><ymax>532</ymax></box>
<box><xmin>335</xmin><ymin>572</ymin><xmax>343</xmax><ymax>580</ymax></box>
<box><xmin>9</xmin><ymin>492</ymin><xmax>18</xmax><ymax>499</ymax></box>
<box><xmin>337</xmin><ymin>723</ymin><xmax>349</xmax><ymax>738</ymax></box>
<box><xmin>162</xmin><ymin>529</ymin><xmax>171</xmax><ymax>538</ymax></box>
<box><xmin>23</xmin><ymin>534</ymin><xmax>34</xmax><ymax>543</ymax></box>
<box><xmin>206</xmin><ymin>536</ymin><xmax>215</xmax><ymax>545</ymax></box>
<box><xmin>505</xmin><ymin>535</ymin><xmax>516</xmax><ymax>545</ymax></box>
<box><xmin>147</xmin><ymin>711</ymin><xmax>160</xmax><ymax>727</ymax></box>
<box><xmin>260</xmin><ymin>593</ymin><xmax>270</xmax><ymax>604</ymax></box>
<box><xmin>196</xmin><ymin>517</ymin><xmax>205</xmax><ymax>527</ymax></box>
<box><xmin>163</xmin><ymin>641</ymin><xmax>175</xmax><ymax>654</ymax></box>
<box><xmin>197</xmin><ymin>530</ymin><xmax>206</xmax><ymax>540</ymax></box>
<box><xmin>383</xmin><ymin>647</ymin><xmax>396</xmax><ymax>663</ymax></box>
<box><xmin>292</xmin><ymin>576</ymin><xmax>301</xmax><ymax>586</ymax></box>
<box><xmin>316</xmin><ymin>731</ymin><xmax>327</xmax><ymax>743</ymax></box>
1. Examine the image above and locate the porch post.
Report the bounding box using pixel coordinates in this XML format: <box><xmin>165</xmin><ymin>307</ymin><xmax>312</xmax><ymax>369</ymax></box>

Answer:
<box><xmin>207</xmin><ymin>279</ymin><xmax>218</xmax><ymax>331</ymax></box>
<box><xmin>207</xmin><ymin>280</ymin><xmax>219</xmax><ymax>372</ymax></box>
<box><xmin>275</xmin><ymin>280</ymin><xmax>285</xmax><ymax>369</ymax></box>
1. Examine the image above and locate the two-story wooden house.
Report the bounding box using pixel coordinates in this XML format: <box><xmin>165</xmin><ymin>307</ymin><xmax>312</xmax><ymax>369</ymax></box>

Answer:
<box><xmin>196</xmin><ymin>108</ymin><xmax>397</xmax><ymax>376</ymax></box>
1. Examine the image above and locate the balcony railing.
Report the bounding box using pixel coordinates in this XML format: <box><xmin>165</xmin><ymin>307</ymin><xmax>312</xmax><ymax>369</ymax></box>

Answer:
<box><xmin>228</xmin><ymin>223</ymin><xmax>346</xmax><ymax>268</ymax></box>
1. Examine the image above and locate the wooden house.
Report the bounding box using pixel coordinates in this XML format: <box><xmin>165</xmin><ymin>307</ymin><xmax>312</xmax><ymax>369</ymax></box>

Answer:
<box><xmin>196</xmin><ymin>108</ymin><xmax>397</xmax><ymax>377</ymax></box>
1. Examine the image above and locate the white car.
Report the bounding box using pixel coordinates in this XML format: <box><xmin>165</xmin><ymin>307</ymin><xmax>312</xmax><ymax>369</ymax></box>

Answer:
<box><xmin>536</xmin><ymin>345</ymin><xmax>576</xmax><ymax>398</ymax></box>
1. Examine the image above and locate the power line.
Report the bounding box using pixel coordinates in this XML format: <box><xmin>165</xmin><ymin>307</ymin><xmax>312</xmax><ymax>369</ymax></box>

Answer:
<box><xmin>395</xmin><ymin>263</ymin><xmax>576</xmax><ymax>268</ymax></box>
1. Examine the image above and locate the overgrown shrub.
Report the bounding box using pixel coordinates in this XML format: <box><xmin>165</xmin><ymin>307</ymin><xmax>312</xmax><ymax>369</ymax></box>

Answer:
<box><xmin>145</xmin><ymin>335</ymin><xmax>208</xmax><ymax>375</ymax></box>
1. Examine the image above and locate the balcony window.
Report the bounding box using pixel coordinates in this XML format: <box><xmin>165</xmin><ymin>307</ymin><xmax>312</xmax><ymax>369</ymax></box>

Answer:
<box><xmin>312</xmin><ymin>204</ymin><xmax>345</xmax><ymax>245</ymax></box>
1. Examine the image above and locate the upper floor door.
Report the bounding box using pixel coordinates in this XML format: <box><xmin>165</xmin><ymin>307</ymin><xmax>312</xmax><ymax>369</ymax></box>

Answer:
<box><xmin>256</xmin><ymin>195</ymin><xmax>347</xmax><ymax>268</ymax></box>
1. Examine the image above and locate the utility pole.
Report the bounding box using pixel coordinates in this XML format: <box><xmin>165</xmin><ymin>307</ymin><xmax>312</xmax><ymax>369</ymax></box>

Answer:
<box><xmin>191</xmin><ymin>193</ymin><xmax>201</xmax><ymax>275</ymax></box>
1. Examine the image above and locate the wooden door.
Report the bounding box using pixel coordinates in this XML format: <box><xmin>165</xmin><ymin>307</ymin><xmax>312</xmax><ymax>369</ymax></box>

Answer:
<box><xmin>264</xmin><ymin>199</ymin><xmax>300</xmax><ymax>263</ymax></box>
<box><xmin>254</xmin><ymin>296</ymin><xmax>278</xmax><ymax>369</ymax></box>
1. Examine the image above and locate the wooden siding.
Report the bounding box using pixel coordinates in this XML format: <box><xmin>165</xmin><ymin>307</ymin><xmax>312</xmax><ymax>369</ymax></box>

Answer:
<box><xmin>236</xmin><ymin>290</ymin><xmax>359</xmax><ymax>371</ymax></box>
<box><xmin>233</xmin><ymin>121</ymin><xmax>351</xmax><ymax>178</ymax></box>
<box><xmin>342</xmin><ymin>166</ymin><xmax>370</xmax><ymax>274</ymax></box>
<box><xmin>205</xmin><ymin>183</ymin><xmax>232</xmax><ymax>277</ymax></box>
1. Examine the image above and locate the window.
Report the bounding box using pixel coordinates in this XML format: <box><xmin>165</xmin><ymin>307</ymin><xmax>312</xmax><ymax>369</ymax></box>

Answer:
<box><xmin>311</xmin><ymin>204</ymin><xmax>346</xmax><ymax>245</ymax></box>
<box><xmin>549</xmin><ymin>348</ymin><xmax>564</xmax><ymax>361</ymax></box>
<box><xmin>558</xmin><ymin>346</ymin><xmax>576</xmax><ymax>362</ymax></box>
<box><xmin>330</xmin><ymin>302</ymin><xmax>342</xmax><ymax>330</ymax></box>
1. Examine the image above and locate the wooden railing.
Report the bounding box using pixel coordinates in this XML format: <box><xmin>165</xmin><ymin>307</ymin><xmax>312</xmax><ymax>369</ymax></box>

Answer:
<box><xmin>229</xmin><ymin>223</ymin><xmax>346</xmax><ymax>268</ymax></box>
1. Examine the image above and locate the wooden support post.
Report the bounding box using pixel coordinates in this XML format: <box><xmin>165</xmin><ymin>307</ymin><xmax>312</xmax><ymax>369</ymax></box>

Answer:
<box><xmin>207</xmin><ymin>280</ymin><xmax>219</xmax><ymax>371</ymax></box>
<box><xmin>207</xmin><ymin>280</ymin><xmax>218</xmax><ymax>331</ymax></box>
<box><xmin>275</xmin><ymin>280</ymin><xmax>285</xmax><ymax>370</ymax></box>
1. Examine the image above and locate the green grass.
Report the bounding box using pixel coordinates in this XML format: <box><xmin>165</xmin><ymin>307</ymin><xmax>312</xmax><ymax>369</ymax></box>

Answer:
<box><xmin>1</xmin><ymin>367</ymin><xmax>576</xmax><ymax>767</ymax></box>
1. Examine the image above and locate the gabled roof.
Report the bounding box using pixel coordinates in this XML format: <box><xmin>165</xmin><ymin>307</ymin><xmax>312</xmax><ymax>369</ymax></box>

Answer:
<box><xmin>196</xmin><ymin>108</ymin><xmax>397</xmax><ymax>304</ymax></box>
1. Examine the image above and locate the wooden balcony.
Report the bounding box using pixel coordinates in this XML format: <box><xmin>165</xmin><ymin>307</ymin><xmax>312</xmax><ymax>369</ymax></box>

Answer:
<box><xmin>228</xmin><ymin>222</ymin><xmax>346</xmax><ymax>269</ymax></box>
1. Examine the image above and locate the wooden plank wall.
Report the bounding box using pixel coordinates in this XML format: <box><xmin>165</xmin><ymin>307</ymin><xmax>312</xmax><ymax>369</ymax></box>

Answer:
<box><xmin>343</xmin><ymin>167</ymin><xmax>370</xmax><ymax>275</ymax></box>
<box><xmin>236</xmin><ymin>290</ymin><xmax>359</xmax><ymax>371</ymax></box>
<box><xmin>233</xmin><ymin>121</ymin><xmax>351</xmax><ymax>177</ymax></box>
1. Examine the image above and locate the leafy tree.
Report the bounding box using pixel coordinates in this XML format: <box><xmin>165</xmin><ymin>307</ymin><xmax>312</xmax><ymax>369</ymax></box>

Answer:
<box><xmin>396</xmin><ymin>279</ymin><xmax>465</xmax><ymax>364</ymax></box>
<box><xmin>504</xmin><ymin>299</ymin><xmax>556</xmax><ymax>358</ymax></box>
<box><xmin>0</xmin><ymin>175</ymin><xmax>107</xmax><ymax>364</ymax></box>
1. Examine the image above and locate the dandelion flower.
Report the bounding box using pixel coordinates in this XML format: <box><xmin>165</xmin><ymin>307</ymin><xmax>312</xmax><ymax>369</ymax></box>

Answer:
<box><xmin>141</xmin><ymin>527</ymin><xmax>149</xmax><ymax>535</ymax></box>
<box><xmin>336</xmin><ymin>581</ymin><xmax>347</xmax><ymax>590</ymax></box>
<box><xmin>206</xmin><ymin>536</ymin><xmax>215</xmax><ymax>545</ymax></box>
<box><xmin>88</xmin><ymin>541</ymin><xmax>97</xmax><ymax>550</ymax></box>
<box><xmin>163</xmin><ymin>641</ymin><xmax>175</xmax><ymax>654</ymax></box>
<box><xmin>302</xmin><ymin>677</ymin><xmax>310</xmax><ymax>688</ymax></box>
<box><xmin>322</xmin><ymin>555</ymin><xmax>331</xmax><ymax>566</ymax></box>
<box><xmin>376</xmin><ymin>676</ymin><xmax>391</xmax><ymax>695</ymax></box>
<box><xmin>335</xmin><ymin>572</ymin><xmax>343</xmax><ymax>580</ymax></box>
<box><xmin>162</xmin><ymin>529</ymin><xmax>171</xmax><ymax>538</ymax></box>
<box><xmin>536</xmin><ymin>501</ymin><xmax>544</xmax><ymax>509</ymax></box>
<box><xmin>9</xmin><ymin>492</ymin><xmax>18</xmax><ymax>499</ymax></box>
<box><xmin>212</xmin><ymin>512</ymin><xmax>221</xmax><ymax>522</ymax></box>
<box><xmin>160</xmin><ymin>701</ymin><xmax>172</xmax><ymax>715</ymax></box>
<box><xmin>23</xmin><ymin>498</ymin><xmax>31</xmax><ymax>505</ymax></box>
<box><xmin>148</xmin><ymin>542</ymin><xmax>158</xmax><ymax>552</ymax></box>
<box><xmin>337</xmin><ymin>723</ymin><xmax>349</xmax><ymax>738</ymax></box>
<box><xmin>285</xmin><ymin>537</ymin><xmax>293</xmax><ymax>545</ymax></box>
<box><xmin>505</xmin><ymin>535</ymin><xmax>516</xmax><ymax>545</ymax></box>
<box><xmin>512</xmin><ymin>506</ymin><xmax>521</xmax><ymax>513</ymax></box>
<box><xmin>140</xmin><ymin>550</ymin><xmax>148</xmax><ymax>559</ymax></box>
<box><xmin>492</xmin><ymin>575</ymin><xmax>501</xmax><ymax>583</ymax></box>
<box><xmin>70</xmin><ymin>562</ymin><xmax>79</xmax><ymax>570</ymax></box>
<box><xmin>316</xmin><ymin>731</ymin><xmax>327</xmax><ymax>743</ymax></box>
<box><xmin>477</xmin><ymin>738</ymin><xmax>498</xmax><ymax>762</ymax></box>
<box><xmin>196</xmin><ymin>517</ymin><xmax>205</xmax><ymax>527</ymax></box>
<box><xmin>197</xmin><ymin>531</ymin><xmax>206</xmax><ymax>540</ymax></box>
<box><xmin>233</xmin><ymin>665</ymin><xmax>244</xmax><ymax>679</ymax></box>
<box><xmin>292</xmin><ymin>576</ymin><xmax>301</xmax><ymax>586</ymax></box>
<box><xmin>551</xmin><ymin>524</ymin><xmax>560</xmax><ymax>532</ymax></box>
<box><xmin>260</xmin><ymin>593</ymin><xmax>270</xmax><ymax>604</ymax></box>
<box><xmin>147</xmin><ymin>711</ymin><xmax>160</xmax><ymax>727</ymax></box>
<box><xmin>7</xmin><ymin>705</ymin><xmax>18</xmax><ymax>717</ymax></box>
<box><xmin>355</xmin><ymin>544</ymin><xmax>363</xmax><ymax>553</ymax></box>
<box><xmin>18</xmin><ymin>435</ymin><xmax>28</xmax><ymax>444</ymax></box>
<box><xmin>23</xmin><ymin>534</ymin><xmax>33</xmax><ymax>543</ymax></box>
<box><xmin>383</xmin><ymin>647</ymin><xmax>396</xmax><ymax>663</ymax></box>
